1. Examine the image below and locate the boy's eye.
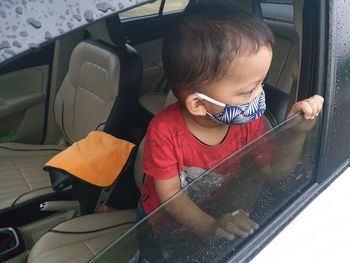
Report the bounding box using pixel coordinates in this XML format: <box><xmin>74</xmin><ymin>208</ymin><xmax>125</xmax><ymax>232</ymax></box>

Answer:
<box><xmin>242</xmin><ymin>89</ymin><xmax>255</xmax><ymax>97</ymax></box>
<box><xmin>241</xmin><ymin>81</ymin><xmax>264</xmax><ymax>97</ymax></box>
<box><xmin>243</xmin><ymin>85</ymin><xmax>258</xmax><ymax>96</ymax></box>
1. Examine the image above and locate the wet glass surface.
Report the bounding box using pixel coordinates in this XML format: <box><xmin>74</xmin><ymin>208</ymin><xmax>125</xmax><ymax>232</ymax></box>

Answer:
<box><xmin>0</xmin><ymin>0</ymin><xmax>153</xmax><ymax>66</ymax></box>
<box><xmin>91</xmin><ymin>113</ymin><xmax>320</xmax><ymax>263</ymax></box>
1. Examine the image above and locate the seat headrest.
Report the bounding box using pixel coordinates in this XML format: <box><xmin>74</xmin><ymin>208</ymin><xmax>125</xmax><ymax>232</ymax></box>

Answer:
<box><xmin>87</xmin><ymin>15</ymin><xmax>126</xmax><ymax>47</ymax></box>
<box><xmin>87</xmin><ymin>20</ymin><xmax>114</xmax><ymax>46</ymax></box>
<box><xmin>68</xmin><ymin>41</ymin><xmax>120</xmax><ymax>100</ymax></box>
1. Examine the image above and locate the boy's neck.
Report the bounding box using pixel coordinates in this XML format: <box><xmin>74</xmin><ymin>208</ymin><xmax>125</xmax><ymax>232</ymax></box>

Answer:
<box><xmin>181</xmin><ymin>107</ymin><xmax>230</xmax><ymax>146</ymax></box>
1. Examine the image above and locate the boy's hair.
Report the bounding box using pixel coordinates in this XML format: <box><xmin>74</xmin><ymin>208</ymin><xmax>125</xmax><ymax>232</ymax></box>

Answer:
<box><xmin>162</xmin><ymin>1</ymin><xmax>275</xmax><ymax>101</ymax></box>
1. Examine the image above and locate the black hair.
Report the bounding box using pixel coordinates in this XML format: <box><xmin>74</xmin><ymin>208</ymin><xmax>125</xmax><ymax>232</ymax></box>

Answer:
<box><xmin>162</xmin><ymin>1</ymin><xmax>274</xmax><ymax>101</ymax></box>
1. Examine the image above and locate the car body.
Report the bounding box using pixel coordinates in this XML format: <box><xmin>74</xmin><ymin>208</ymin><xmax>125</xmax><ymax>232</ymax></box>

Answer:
<box><xmin>0</xmin><ymin>0</ymin><xmax>350</xmax><ymax>262</ymax></box>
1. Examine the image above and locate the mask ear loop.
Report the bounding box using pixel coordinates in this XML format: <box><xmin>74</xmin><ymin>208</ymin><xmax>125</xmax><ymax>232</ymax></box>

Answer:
<box><xmin>195</xmin><ymin>93</ymin><xmax>223</xmax><ymax>122</ymax></box>
<box><xmin>195</xmin><ymin>93</ymin><xmax>226</xmax><ymax>107</ymax></box>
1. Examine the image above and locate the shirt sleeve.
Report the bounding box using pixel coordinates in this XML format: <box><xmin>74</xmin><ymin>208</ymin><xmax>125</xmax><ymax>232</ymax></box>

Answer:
<box><xmin>142</xmin><ymin>118</ymin><xmax>179</xmax><ymax>180</ymax></box>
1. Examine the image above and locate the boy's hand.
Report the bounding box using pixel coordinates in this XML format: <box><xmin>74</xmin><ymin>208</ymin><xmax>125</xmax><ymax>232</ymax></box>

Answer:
<box><xmin>286</xmin><ymin>95</ymin><xmax>324</xmax><ymax>120</ymax></box>
<box><xmin>213</xmin><ymin>209</ymin><xmax>259</xmax><ymax>240</ymax></box>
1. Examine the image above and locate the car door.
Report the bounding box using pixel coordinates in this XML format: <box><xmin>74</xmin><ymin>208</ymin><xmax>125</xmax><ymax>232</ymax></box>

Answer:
<box><xmin>0</xmin><ymin>44</ymin><xmax>54</xmax><ymax>144</ymax></box>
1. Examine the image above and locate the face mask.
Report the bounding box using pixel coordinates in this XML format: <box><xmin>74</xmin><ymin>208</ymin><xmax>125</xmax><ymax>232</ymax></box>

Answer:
<box><xmin>196</xmin><ymin>90</ymin><xmax>266</xmax><ymax>125</ymax></box>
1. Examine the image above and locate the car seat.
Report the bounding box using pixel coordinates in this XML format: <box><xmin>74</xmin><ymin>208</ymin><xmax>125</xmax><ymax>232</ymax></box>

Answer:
<box><xmin>0</xmin><ymin>16</ymin><xmax>145</xmax><ymax>222</ymax></box>
<box><xmin>26</xmin><ymin>139</ymin><xmax>146</xmax><ymax>263</ymax></box>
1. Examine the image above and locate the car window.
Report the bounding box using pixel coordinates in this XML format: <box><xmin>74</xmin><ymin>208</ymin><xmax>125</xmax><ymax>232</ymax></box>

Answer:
<box><xmin>90</xmin><ymin>113</ymin><xmax>321</xmax><ymax>262</ymax></box>
<box><xmin>119</xmin><ymin>1</ymin><xmax>162</xmax><ymax>20</ymax></box>
<box><xmin>119</xmin><ymin>0</ymin><xmax>190</xmax><ymax>20</ymax></box>
<box><xmin>261</xmin><ymin>2</ymin><xmax>294</xmax><ymax>23</ymax></box>
<box><xmin>0</xmin><ymin>0</ymin><xmax>152</xmax><ymax>67</ymax></box>
<box><xmin>163</xmin><ymin>0</ymin><xmax>190</xmax><ymax>14</ymax></box>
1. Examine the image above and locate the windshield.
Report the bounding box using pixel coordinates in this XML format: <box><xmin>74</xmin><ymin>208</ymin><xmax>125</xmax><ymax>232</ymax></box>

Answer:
<box><xmin>0</xmin><ymin>0</ymin><xmax>153</xmax><ymax>66</ymax></box>
<box><xmin>91</xmin><ymin>113</ymin><xmax>320</xmax><ymax>263</ymax></box>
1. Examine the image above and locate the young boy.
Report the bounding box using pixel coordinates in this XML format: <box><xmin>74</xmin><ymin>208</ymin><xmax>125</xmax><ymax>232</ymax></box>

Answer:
<box><xmin>135</xmin><ymin>1</ymin><xmax>323</xmax><ymax>260</ymax></box>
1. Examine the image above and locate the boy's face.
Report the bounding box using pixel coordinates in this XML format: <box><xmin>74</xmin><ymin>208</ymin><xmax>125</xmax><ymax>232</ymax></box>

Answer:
<box><xmin>199</xmin><ymin>46</ymin><xmax>273</xmax><ymax>115</ymax></box>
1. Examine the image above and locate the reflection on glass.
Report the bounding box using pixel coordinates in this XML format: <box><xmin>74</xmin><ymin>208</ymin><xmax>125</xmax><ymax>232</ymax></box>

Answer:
<box><xmin>119</xmin><ymin>1</ymin><xmax>161</xmax><ymax>20</ymax></box>
<box><xmin>91</xmin><ymin>114</ymin><xmax>320</xmax><ymax>263</ymax></box>
<box><xmin>163</xmin><ymin>0</ymin><xmax>190</xmax><ymax>14</ymax></box>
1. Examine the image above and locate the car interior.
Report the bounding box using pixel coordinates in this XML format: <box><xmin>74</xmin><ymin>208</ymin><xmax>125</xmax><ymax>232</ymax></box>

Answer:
<box><xmin>0</xmin><ymin>0</ymin><xmax>305</xmax><ymax>262</ymax></box>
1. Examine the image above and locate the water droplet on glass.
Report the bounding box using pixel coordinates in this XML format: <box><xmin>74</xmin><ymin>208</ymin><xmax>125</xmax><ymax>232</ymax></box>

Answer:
<box><xmin>118</xmin><ymin>3</ymin><xmax>124</xmax><ymax>10</ymax></box>
<box><xmin>21</xmin><ymin>0</ymin><xmax>27</xmax><ymax>5</ymax></box>
<box><xmin>67</xmin><ymin>22</ymin><xmax>73</xmax><ymax>29</ymax></box>
<box><xmin>15</xmin><ymin>6</ymin><xmax>23</xmax><ymax>14</ymax></box>
<box><xmin>19</xmin><ymin>31</ymin><xmax>28</xmax><ymax>37</ymax></box>
<box><xmin>0</xmin><ymin>9</ymin><xmax>7</xmax><ymax>18</ymax></box>
<box><xmin>28</xmin><ymin>42</ymin><xmax>39</xmax><ymax>49</ymax></box>
<box><xmin>4</xmin><ymin>49</ymin><xmax>16</xmax><ymax>56</ymax></box>
<box><xmin>0</xmin><ymin>41</ymin><xmax>10</xmax><ymax>50</ymax></box>
<box><xmin>27</xmin><ymin>17</ymin><xmax>42</xmax><ymax>29</ymax></box>
<box><xmin>59</xmin><ymin>15</ymin><xmax>65</xmax><ymax>20</ymax></box>
<box><xmin>13</xmin><ymin>40</ymin><xmax>22</xmax><ymax>48</ymax></box>
<box><xmin>44</xmin><ymin>31</ymin><xmax>52</xmax><ymax>40</ymax></box>
<box><xmin>73</xmin><ymin>13</ymin><xmax>81</xmax><ymax>22</ymax></box>
<box><xmin>84</xmin><ymin>10</ymin><xmax>94</xmax><ymax>22</ymax></box>
<box><xmin>65</xmin><ymin>9</ymin><xmax>69</xmax><ymax>15</ymax></box>
<box><xmin>58</xmin><ymin>28</ymin><xmax>64</xmax><ymax>33</ymax></box>
<box><xmin>6</xmin><ymin>34</ymin><xmax>16</xmax><ymax>39</ymax></box>
<box><xmin>76</xmin><ymin>8</ymin><xmax>80</xmax><ymax>14</ymax></box>
<box><xmin>96</xmin><ymin>2</ymin><xmax>116</xmax><ymax>13</ymax></box>
<box><xmin>12</xmin><ymin>25</ymin><xmax>18</xmax><ymax>31</ymax></box>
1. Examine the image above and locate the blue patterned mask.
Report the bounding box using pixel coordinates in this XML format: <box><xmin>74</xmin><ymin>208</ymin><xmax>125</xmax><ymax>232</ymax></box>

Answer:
<box><xmin>196</xmin><ymin>90</ymin><xmax>266</xmax><ymax>125</ymax></box>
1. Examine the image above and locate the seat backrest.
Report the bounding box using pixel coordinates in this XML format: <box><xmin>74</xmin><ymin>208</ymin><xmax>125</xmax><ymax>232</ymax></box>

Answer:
<box><xmin>50</xmin><ymin>17</ymin><xmax>148</xmax><ymax>213</ymax></box>
<box><xmin>53</xmin><ymin>14</ymin><xmax>148</xmax><ymax>145</ymax></box>
<box><xmin>54</xmin><ymin>40</ymin><xmax>121</xmax><ymax>143</ymax></box>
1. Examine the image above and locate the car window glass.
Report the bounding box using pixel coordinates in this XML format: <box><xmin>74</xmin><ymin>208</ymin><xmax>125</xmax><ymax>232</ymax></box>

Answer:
<box><xmin>0</xmin><ymin>0</ymin><xmax>152</xmax><ymax>66</ymax></box>
<box><xmin>163</xmin><ymin>0</ymin><xmax>190</xmax><ymax>14</ymax></box>
<box><xmin>261</xmin><ymin>2</ymin><xmax>294</xmax><ymax>23</ymax></box>
<box><xmin>91</xmin><ymin>113</ymin><xmax>320</xmax><ymax>262</ymax></box>
<box><xmin>119</xmin><ymin>1</ymin><xmax>161</xmax><ymax>20</ymax></box>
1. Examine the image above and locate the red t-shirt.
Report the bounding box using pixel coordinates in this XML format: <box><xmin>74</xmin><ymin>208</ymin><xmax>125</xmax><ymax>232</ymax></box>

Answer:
<box><xmin>141</xmin><ymin>102</ymin><xmax>270</xmax><ymax>215</ymax></box>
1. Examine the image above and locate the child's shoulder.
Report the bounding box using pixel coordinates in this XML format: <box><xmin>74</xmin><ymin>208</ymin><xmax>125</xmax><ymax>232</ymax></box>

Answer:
<box><xmin>148</xmin><ymin>102</ymin><xmax>182</xmax><ymax>131</ymax></box>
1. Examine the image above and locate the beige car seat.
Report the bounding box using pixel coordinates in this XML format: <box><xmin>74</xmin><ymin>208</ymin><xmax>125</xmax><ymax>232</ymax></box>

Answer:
<box><xmin>0</xmin><ymin>19</ymin><xmax>141</xmax><ymax>214</ymax></box>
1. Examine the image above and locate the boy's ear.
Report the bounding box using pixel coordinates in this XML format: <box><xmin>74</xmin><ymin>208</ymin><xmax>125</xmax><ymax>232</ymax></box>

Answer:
<box><xmin>184</xmin><ymin>93</ymin><xmax>207</xmax><ymax>116</ymax></box>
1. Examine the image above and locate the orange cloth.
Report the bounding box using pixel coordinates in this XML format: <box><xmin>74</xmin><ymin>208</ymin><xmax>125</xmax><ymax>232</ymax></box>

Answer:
<box><xmin>44</xmin><ymin>131</ymin><xmax>135</xmax><ymax>187</ymax></box>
